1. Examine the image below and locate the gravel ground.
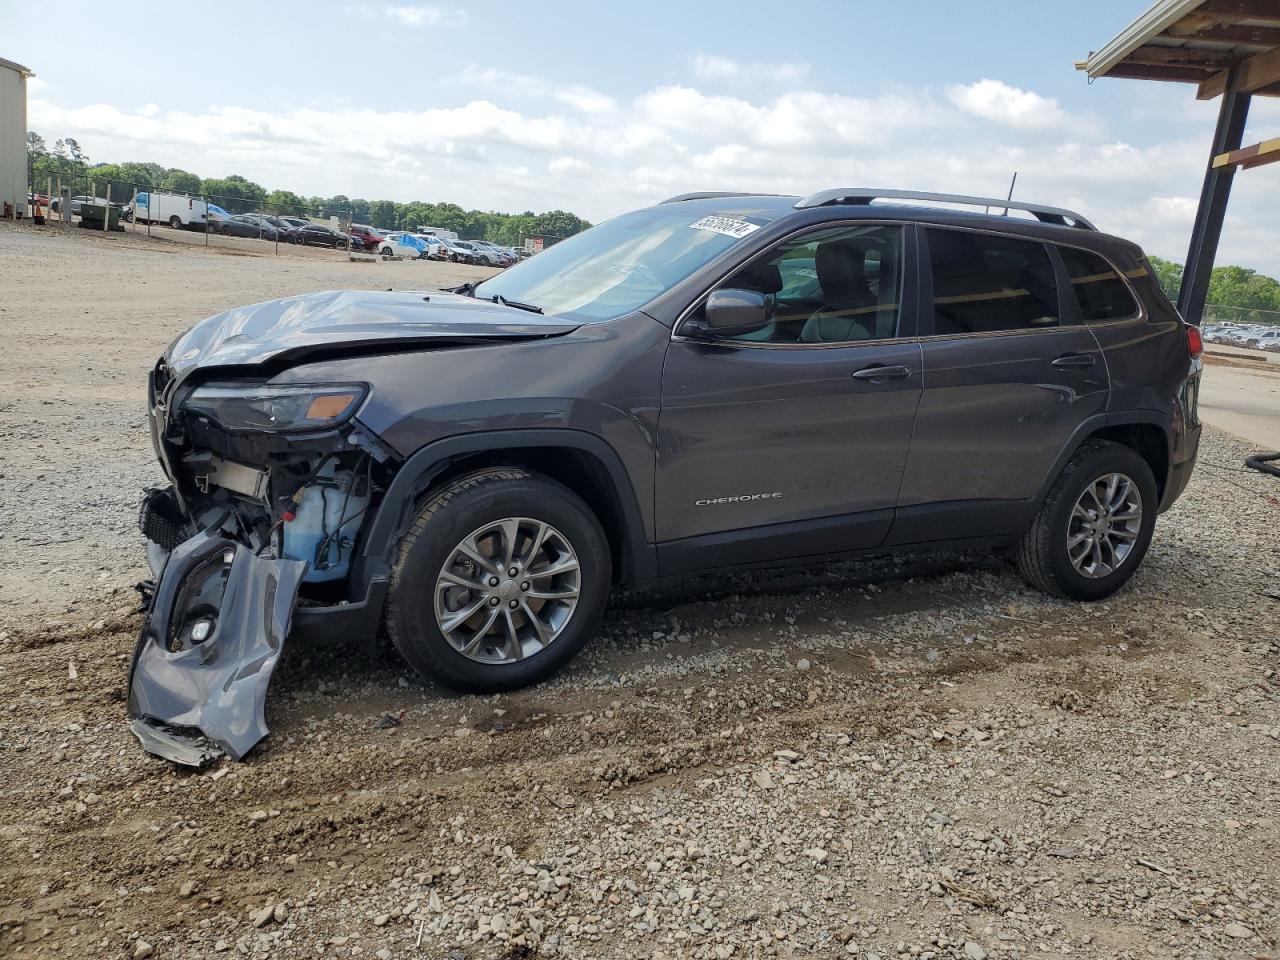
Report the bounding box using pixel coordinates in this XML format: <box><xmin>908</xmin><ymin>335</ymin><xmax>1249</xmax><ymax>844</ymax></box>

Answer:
<box><xmin>1</xmin><ymin>222</ymin><xmax>1278</xmax><ymax>960</ymax></box>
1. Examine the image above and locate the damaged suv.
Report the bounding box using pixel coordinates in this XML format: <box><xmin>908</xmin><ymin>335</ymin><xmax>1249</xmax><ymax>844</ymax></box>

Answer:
<box><xmin>131</xmin><ymin>188</ymin><xmax>1202</xmax><ymax>764</ymax></box>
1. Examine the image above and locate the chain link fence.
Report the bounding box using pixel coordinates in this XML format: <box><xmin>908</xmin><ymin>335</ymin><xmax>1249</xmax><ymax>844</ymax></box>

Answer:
<box><xmin>22</xmin><ymin>169</ymin><xmax>551</xmax><ymax>264</ymax></box>
<box><xmin>24</xmin><ymin>170</ymin><xmax>371</xmax><ymax>258</ymax></box>
<box><xmin>1202</xmin><ymin>303</ymin><xmax>1280</xmax><ymax>328</ymax></box>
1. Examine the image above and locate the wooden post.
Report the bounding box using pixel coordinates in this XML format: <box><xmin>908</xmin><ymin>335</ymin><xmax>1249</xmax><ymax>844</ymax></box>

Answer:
<box><xmin>103</xmin><ymin>183</ymin><xmax>111</xmax><ymax>233</ymax></box>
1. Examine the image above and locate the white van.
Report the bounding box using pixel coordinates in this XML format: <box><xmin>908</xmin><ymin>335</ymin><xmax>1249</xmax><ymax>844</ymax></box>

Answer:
<box><xmin>130</xmin><ymin>192</ymin><xmax>208</xmax><ymax>229</ymax></box>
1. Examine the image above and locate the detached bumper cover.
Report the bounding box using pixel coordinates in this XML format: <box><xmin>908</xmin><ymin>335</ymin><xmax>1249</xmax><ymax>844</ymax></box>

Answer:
<box><xmin>127</xmin><ymin>530</ymin><xmax>305</xmax><ymax>766</ymax></box>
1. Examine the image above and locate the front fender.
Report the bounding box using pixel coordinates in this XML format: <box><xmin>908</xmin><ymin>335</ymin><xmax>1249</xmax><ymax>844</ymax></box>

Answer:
<box><xmin>351</xmin><ymin>428</ymin><xmax>658</xmax><ymax>593</ymax></box>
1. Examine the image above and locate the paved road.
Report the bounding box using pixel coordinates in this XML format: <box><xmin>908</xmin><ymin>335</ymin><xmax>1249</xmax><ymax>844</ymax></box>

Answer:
<box><xmin>1199</xmin><ymin>361</ymin><xmax>1280</xmax><ymax>451</ymax></box>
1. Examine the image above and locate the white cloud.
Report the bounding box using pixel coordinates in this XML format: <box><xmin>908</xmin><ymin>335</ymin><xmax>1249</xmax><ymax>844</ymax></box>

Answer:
<box><xmin>384</xmin><ymin>4</ymin><xmax>465</xmax><ymax>27</ymax></box>
<box><xmin>947</xmin><ymin>79</ymin><xmax>1067</xmax><ymax>129</ymax></box>
<box><xmin>692</xmin><ymin>53</ymin><xmax>809</xmax><ymax>85</ymax></box>
<box><xmin>548</xmin><ymin>156</ymin><xmax>590</xmax><ymax>175</ymax></box>
<box><xmin>25</xmin><ymin>73</ymin><xmax>1280</xmax><ymax>276</ymax></box>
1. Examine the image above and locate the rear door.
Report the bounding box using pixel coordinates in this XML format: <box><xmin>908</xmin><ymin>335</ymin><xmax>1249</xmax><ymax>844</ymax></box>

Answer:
<box><xmin>890</xmin><ymin>226</ymin><xmax>1108</xmax><ymax>544</ymax></box>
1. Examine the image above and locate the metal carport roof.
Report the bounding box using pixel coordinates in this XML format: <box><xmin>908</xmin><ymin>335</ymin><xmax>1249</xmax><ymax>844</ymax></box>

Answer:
<box><xmin>1078</xmin><ymin>0</ymin><xmax>1280</xmax><ymax>326</ymax></box>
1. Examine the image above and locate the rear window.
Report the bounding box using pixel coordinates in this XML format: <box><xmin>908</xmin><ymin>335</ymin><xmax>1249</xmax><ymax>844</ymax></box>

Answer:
<box><xmin>927</xmin><ymin>229</ymin><xmax>1060</xmax><ymax>335</ymax></box>
<box><xmin>1058</xmin><ymin>246</ymin><xmax>1139</xmax><ymax>322</ymax></box>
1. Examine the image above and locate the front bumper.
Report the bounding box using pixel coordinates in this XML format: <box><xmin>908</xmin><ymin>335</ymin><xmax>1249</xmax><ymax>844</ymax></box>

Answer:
<box><xmin>127</xmin><ymin>530</ymin><xmax>305</xmax><ymax>766</ymax></box>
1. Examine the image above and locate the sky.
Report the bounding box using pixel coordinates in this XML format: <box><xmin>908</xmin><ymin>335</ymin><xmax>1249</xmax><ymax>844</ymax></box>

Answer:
<box><xmin>4</xmin><ymin>0</ymin><xmax>1279</xmax><ymax>273</ymax></box>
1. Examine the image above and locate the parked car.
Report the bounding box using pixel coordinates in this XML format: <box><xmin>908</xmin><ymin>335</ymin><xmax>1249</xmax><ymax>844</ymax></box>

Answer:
<box><xmin>471</xmin><ymin>240</ymin><xmax>516</xmax><ymax>266</ymax></box>
<box><xmin>1222</xmin><ymin>325</ymin><xmax>1263</xmax><ymax>346</ymax></box>
<box><xmin>411</xmin><ymin>234</ymin><xmax>448</xmax><ymax>259</ymax></box>
<box><xmin>52</xmin><ymin>194</ymin><xmax>118</xmax><ymax>215</ymax></box>
<box><xmin>350</xmin><ymin>224</ymin><xmax>385</xmax><ymax>249</ymax></box>
<box><xmin>278</xmin><ymin>215</ymin><xmax>311</xmax><ymax>231</ymax></box>
<box><xmin>378</xmin><ymin>232</ymin><xmax>429</xmax><ymax>259</ymax></box>
<box><xmin>247</xmin><ymin>214</ymin><xmax>291</xmax><ymax>232</ymax></box>
<box><xmin>1250</xmin><ymin>328</ymin><xmax>1280</xmax><ymax>352</ymax></box>
<box><xmin>218</xmin><ymin>214</ymin><xmax>280</xmax><ymax>239</ymax></box>
<box><xmin>131</xmin><ymin>187</ymin><xmax>1204</xmax><ymax>764</ymax></box>
<box><xmin>439</xmin><ymin>238</ymin><xmax>484</xmax><ymax>264</ymax></box>
<box><xmin>288</xmin><ymin>223</ymin><xmax>352</xmax><ymax>248</ymax></box>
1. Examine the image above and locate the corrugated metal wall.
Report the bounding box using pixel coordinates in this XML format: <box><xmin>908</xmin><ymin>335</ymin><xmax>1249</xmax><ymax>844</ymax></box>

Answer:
<box><xmin>0</xmin><ymin>64</ymin><xmax>29</xmax><ymax>215</ymax></box>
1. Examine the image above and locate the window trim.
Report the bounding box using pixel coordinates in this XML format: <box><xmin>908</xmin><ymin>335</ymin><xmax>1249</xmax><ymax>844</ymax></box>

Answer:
<box><xmin>919</xmin><ymin>224</ymin><xmax>1071</xmax><ymax>340</ymax></box>
<box><xmin>671</xmin><ymin>218</ymin><xmax>917</xmax><ymax>349</ymax></box>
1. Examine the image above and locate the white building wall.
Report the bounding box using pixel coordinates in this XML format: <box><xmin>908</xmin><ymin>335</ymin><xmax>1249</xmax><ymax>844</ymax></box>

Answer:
<box><xmin>0</xmin><ymin>60</ymin><xmax>30</xmax><ymax>216</ymax></box>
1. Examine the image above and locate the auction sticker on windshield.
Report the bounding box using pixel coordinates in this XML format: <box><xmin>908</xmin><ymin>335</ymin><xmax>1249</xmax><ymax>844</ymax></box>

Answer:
<box><xmin>690</xmin><ymin>215</ymin><xmax>760</xmax><ymax>239</ymax></box>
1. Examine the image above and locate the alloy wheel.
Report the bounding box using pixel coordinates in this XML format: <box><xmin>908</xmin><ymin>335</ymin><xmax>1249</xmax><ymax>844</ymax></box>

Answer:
<box><xmin>1067</xmin><ymin>472</ymin><xmax>1143</xmax><ymax>579</ymax></box>
<box><xmin>434</xmin><ymin>517</ymin><xmax>581</xmax><ymax>664</ymax></box>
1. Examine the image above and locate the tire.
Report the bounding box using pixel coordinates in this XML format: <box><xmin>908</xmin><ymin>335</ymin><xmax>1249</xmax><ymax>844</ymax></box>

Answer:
<box><xmin>386</xmin><ymin>468</ymin><xmax>611</xmax><ymax>692</ymax></box>
<box><xmin>381</xmin><ymin>246</ymin><xmax>393</xmax><ymax>259</ymax></box>
<box><xmin>1016</xmin><ymin>440</ymin><xmax>1158</xmax><ymax>601</ymax></box>
<box><xmin>168</xmin><ymin>215</ymin><xmax>181</xmax><ymax>229</ymax></box>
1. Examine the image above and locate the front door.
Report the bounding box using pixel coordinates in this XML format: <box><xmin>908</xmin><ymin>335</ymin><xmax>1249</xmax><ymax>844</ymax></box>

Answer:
<box><xmin>890</xmin><ymin>226</ymin><xmax>1109</xmax><ymax>543</ymax></box>
<box><xmin>656</xmin><ymin>222</ymin><xmax>923</xmax><ymax>575</ymax></box>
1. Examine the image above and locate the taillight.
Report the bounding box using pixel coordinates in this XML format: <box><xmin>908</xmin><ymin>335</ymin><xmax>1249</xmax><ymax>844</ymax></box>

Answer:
<box><xmin>1186</xmin><ymin>324</ymin><xmax>1204</xmax><ymax>359</ymax></box>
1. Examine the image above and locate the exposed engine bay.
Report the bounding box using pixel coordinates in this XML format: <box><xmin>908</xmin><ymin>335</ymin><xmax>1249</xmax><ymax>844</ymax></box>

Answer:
<box><xmin>130</xmin><ymin>364</ymin><xmax>399</xmax><ymax>766</ymax></box>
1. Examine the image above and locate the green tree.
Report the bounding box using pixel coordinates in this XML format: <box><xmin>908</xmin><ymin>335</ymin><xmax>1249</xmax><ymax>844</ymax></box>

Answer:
<box><xmin>200</xmin><ymin>174</ymin><xmax>267</xmax><ymax>213</ymax></box>
<box><xmin>160</xmin><ymin>169</ymin><xmax>202</xmax><ymax>194</ymax></box>
<box><xmin>532</xmin><ymin>209</ymin><xmax>590</xmax><ymax>243</ymax></box>
<box><xmin>368</xmin><ymin>200</ymin><xmax>397</xmax><ymax>230</ymax></box>
<box><xmin>1147</xmin><ymin>256</ymin><xmax>1183</xmax><ymax>302</ymax></box>
<box><xmin>264</xmin><ymin>189</ymin><xmax>309</xmax><ymax>216</ymax></box>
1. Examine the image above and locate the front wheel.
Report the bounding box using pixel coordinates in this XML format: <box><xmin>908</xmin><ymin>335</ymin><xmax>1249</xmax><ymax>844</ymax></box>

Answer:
<box><xmin>1016</xmin><ymin>440</ymin><xmax>1158</xmax><ymax>601</ymax></box>
<box><xmin>386</xmin><ymin>468</ymin><xmax>611</xmax><ymax>692</ymax></box>
<box><xmin>168</xmin><ymin>215</ymin><xmax>181</xmax><ymax>229</ymax></box>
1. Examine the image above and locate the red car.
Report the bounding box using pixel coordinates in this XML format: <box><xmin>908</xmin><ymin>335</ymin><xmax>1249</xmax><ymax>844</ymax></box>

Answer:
<box><xmin>349</xmin><ymin>224</ymin><xmax>385</xmax><ymax>249</ymax></box>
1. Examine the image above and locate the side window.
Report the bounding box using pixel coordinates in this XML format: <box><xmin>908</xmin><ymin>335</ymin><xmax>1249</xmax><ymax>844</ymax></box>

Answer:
<box><xmin>1058</xmin><ymin>246</ymin><xmax>1139</xmax><ymax>322</ymax></box>
<box><xmin>927</xmin><ymin>229</ymin><xmax>1059</xmax><ymax>335</ymax></box>
<box><xmin>716</xmin><ymin>224</ymin><xmax>905</xmax><ymax>344</ymax></box>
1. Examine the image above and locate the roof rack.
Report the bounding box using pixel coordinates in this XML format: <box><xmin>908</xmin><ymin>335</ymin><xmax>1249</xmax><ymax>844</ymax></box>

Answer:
<box><xmin>660</xmin><ymin>191</ymin><xmax>783</xmax><ymax>204</ymax></box>
<box><xmin>793</xmin><ymin>188</ymin><xmax>1097</xmax><ymax>231</ymax></box>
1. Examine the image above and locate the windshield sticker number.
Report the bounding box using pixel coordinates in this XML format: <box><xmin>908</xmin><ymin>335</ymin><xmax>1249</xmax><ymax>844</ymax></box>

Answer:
<box><xmin>690</xmin><ymin>215</ymin><xmax>760</xmax><ymax>239</ymax></box>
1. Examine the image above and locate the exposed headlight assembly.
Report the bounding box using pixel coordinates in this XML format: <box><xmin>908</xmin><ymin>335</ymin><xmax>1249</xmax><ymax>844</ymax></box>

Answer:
<box><xmin>184</xmin><ymin>383</ymin><xmax>367</xmax><ymax>432</ymax></box>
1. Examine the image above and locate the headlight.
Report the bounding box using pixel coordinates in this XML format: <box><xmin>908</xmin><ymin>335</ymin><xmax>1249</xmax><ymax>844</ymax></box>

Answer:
<box><xmin>184</xmin><ymin>383</ymin><xmax>367</xmax><ymax>432</ymax></box>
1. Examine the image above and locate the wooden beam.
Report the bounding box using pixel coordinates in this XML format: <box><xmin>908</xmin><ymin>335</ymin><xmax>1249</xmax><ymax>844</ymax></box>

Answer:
<box><xmin>1199</xmin><ymin>69</ymin><xmax>1234</xmax><ymax>98</ymax></box>
<box><xmin>1198</xmin><ymin>45</ymin><xmax>1280</xmax><ymax>98</ymax></box>
<box><xmin>1198</xmin><ymin>0</ymin><xmax>1280</xmax><ymax>21</ymax></box>
<box><xmin>1108</xmin><ymin>62</ymin><xmax>1222</xmax><ymax>83</ymax></box>
<box><xmin>1168</xmin><ymin>19</ymin><xmax>1280</xmax><ymax>46</ymax></box>
<box><xmin>1127</xmin><ymin>44</ymin><xmax>1241</xmax><ymax>68</ymax></box>
<box><xmin>1213</xmin><ymin>136</ymin><xmax>1280</xmax><ymax>168</ymax></box>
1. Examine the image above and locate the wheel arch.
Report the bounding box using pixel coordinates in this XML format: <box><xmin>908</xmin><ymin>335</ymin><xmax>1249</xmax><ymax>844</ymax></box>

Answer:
<box><xmin>1037</xmin><ymin>412</ymin><xmax>1173</xmax><ymax>508</ymax></box>
<box><xmin>356</xmin><ymin>429</ymin><xmax>656</xmax><ymax>591</ymax></box>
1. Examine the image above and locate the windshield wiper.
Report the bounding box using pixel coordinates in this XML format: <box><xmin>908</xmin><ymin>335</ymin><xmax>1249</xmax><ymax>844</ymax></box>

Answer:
<box><xmin>491</xmin><ymin>294</ymin><xmax>543</xmax><ymax>314</ymax></box>
<box><xmin>449</xmin><ymin>281</ymin><xmax>477</xmax><ymax>297</ymax></box>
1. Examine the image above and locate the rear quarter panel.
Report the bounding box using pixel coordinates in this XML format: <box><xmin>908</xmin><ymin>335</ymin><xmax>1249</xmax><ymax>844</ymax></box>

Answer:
<box><xmin>1089</xmin><ymin>247</ymin><xmax>1201</xmax><ymax>478</ymax></box>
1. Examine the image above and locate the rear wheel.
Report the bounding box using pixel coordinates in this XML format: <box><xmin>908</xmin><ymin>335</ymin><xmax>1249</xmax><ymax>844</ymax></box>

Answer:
<box><xmin>1016</xmin><ymin>440</ymin><xmax>1157</xmax><ymax>601</ymax></box>
<box><xmin>168</xmin><ymin>215</ymin><xmax>181</xmax><ymax>229</ymax></box>
<box><xmin>386</xmin><ymin>469</ymin><xmax>611</xmax><ymax>691</ymax></box>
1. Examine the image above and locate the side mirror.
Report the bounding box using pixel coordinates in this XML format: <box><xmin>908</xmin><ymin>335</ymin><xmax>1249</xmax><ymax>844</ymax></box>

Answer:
<box><xmin>701</xmin><ymin>288</ymin><xmax>771</xmax><ymax>338</ymax></box>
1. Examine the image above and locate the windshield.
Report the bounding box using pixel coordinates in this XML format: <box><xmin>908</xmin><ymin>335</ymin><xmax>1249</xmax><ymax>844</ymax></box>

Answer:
<box><xmin>474</xmin><ymin>206</ymin><xmax>773</xmax><ymax>320</ymax></box>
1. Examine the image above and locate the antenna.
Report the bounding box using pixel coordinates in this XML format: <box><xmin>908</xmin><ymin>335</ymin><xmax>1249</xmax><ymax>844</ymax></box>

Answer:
<box><xmin>1002</xmin><ymin>171</ymin><xmax>1018</xmax><ymax>217</ymax></box>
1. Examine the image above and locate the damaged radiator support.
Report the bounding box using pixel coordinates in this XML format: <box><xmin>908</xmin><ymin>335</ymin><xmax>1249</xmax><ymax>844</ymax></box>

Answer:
<box><xmin>127</xmin><ymin>529</ymin><xmax>305</xmax><ymax>766</ymax></box>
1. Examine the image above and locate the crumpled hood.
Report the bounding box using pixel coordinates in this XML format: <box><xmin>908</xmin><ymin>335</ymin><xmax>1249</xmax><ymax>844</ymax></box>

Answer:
<box><xmin>163</xmin><ymin>289</ymin><xmax>581</xmax><ymax>379</ymax></box>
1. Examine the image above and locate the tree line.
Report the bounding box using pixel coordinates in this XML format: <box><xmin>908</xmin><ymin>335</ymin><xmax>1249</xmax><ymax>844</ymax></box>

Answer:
<box><xmin>1148</xmin><ymin>256</ymin><xmax>1280</xmax><ymax>324</ymax></box>
<box><xmin>26</xmin><ymin>132</ymin><xmax>591</xmax><ymax>245</ymax></box>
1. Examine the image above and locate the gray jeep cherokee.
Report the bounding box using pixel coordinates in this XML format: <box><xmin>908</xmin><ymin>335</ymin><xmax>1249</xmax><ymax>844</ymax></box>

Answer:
<box><xmin>131</xmin><ymin>187</ymin><xmax>1202</xmax><ymax>764</ymax></box>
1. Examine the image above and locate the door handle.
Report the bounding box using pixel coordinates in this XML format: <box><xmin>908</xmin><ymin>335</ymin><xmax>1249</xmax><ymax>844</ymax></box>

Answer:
<box><xmin>851</xmin><ymin>364</ymin><xmax>912</xmax><ymax>382</ymax></box>
<box><xmin>1052</xmin><ymin>352</ymin><xmax>1096</xmax><ymax>368</ymax></box>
